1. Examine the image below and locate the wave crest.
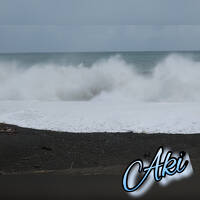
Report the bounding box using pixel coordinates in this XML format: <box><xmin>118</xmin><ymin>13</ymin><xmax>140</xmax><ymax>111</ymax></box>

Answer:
<box><xmin>0</xmin><ymin>54</ymin><xmax>200</xmax><ymax>102</ymax></box>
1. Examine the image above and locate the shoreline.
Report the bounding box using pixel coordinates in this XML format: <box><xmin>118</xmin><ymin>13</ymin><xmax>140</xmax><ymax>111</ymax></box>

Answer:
<box><xmin>0</xmin><ymin>123</ymin><xmax>200</xmax><ymax>199</ymax></box>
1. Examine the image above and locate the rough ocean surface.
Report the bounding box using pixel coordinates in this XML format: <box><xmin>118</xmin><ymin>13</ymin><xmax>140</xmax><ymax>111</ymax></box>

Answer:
<box><xmin>0</xmin><ymin>101</ymin><xmax>199</xmax><ymax>133</ymax></box>
<box><xmin>1</xmin><ymin>53</ymin><xmax>200</xmax><ymax>133</ymax></box>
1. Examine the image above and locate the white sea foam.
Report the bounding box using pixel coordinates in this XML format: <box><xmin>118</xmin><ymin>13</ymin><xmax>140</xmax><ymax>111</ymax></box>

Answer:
<box><xmin>0</xmin><ymin>101</ymin><xmax>200</xmax><ymax>133</ymax></box>
<box><xmin>0</xmin><ymin>54</ymin><xmax>200</xmax><ymax>133</ymax></box>
<box><xmin>0</xmin><ymin>54</ymin><xmax>200</xmax><ymax>102</ymax></box>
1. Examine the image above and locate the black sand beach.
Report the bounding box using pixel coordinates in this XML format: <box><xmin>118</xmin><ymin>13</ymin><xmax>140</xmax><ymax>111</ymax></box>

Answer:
<box><xmin>0</xmin><ymin>123</ymin><xmax>199</xmax><ymax>200</ymax></box>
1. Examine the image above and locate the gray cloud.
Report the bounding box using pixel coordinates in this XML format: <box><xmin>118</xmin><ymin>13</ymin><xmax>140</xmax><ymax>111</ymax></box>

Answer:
<box><xmin>0</xmin><ymin>1</ymin><xmax>200</xmax><ymax>52</ymax></box>
<box><xmin>0</xmin><ymin>25</ymin><xmax>200</xmax><ymax>53</ymax></box>
<box><xmin>0</xmin><ymin>0</ymin><xmax>200</xmax><ymax>25</ymax></box>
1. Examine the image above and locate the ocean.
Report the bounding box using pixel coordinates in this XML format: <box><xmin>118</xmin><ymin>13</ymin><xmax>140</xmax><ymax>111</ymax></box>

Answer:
<box><xmin>0</xmin><ymin>51</ymin><xmax>200</xmax><ymax>133</ymax></box>
<box><xmin>1</xmin><ymin>51</ymin><xmax>200</xmax><ymax>102</ymax></box>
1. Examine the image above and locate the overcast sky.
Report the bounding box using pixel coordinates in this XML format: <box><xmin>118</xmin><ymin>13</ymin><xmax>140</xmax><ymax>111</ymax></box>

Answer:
<box><xmin>0</xmin><ymin>0</ymin><xmax>200</xmax><ymax>52</ymax></box>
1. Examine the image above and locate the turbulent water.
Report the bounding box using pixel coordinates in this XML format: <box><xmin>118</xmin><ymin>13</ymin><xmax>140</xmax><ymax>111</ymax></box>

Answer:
<box><xmin>1</xmin><ymin>51</ymin><xmax>200</xmax><ymax>133</ymax></box>
<box><xmin>0</xmin><ymin>51</ymin><xmax>200</xmax><ymax>102</ymax></box>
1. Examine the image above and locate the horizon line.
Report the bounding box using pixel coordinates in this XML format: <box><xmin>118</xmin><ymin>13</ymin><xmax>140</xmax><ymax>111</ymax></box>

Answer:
<box><xmin>0</xmin><ymin>49</ymin><xmax>200</xmax><ymax>55</ymax></box>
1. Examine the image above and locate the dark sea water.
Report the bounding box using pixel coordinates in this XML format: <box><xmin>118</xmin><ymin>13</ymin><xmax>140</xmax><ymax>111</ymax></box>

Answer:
<box><xmin>1</xmin><ymin>51</ymin><xmax>200</xmax><ymax>72</ymax></box>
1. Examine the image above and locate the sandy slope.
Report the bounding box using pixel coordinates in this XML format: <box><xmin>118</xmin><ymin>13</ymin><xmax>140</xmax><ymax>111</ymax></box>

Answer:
<box><xmin>0</xmin><ymin>123</ymin><xmax>199</xmax><ymax>199</ymax></box>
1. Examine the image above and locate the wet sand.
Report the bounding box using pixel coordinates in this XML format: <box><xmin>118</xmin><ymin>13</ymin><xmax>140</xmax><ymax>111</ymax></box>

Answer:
<box><xmin>0</xmin><ymin>123</ymin><xmax>199</xmax><ymax>199</ymax></box>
